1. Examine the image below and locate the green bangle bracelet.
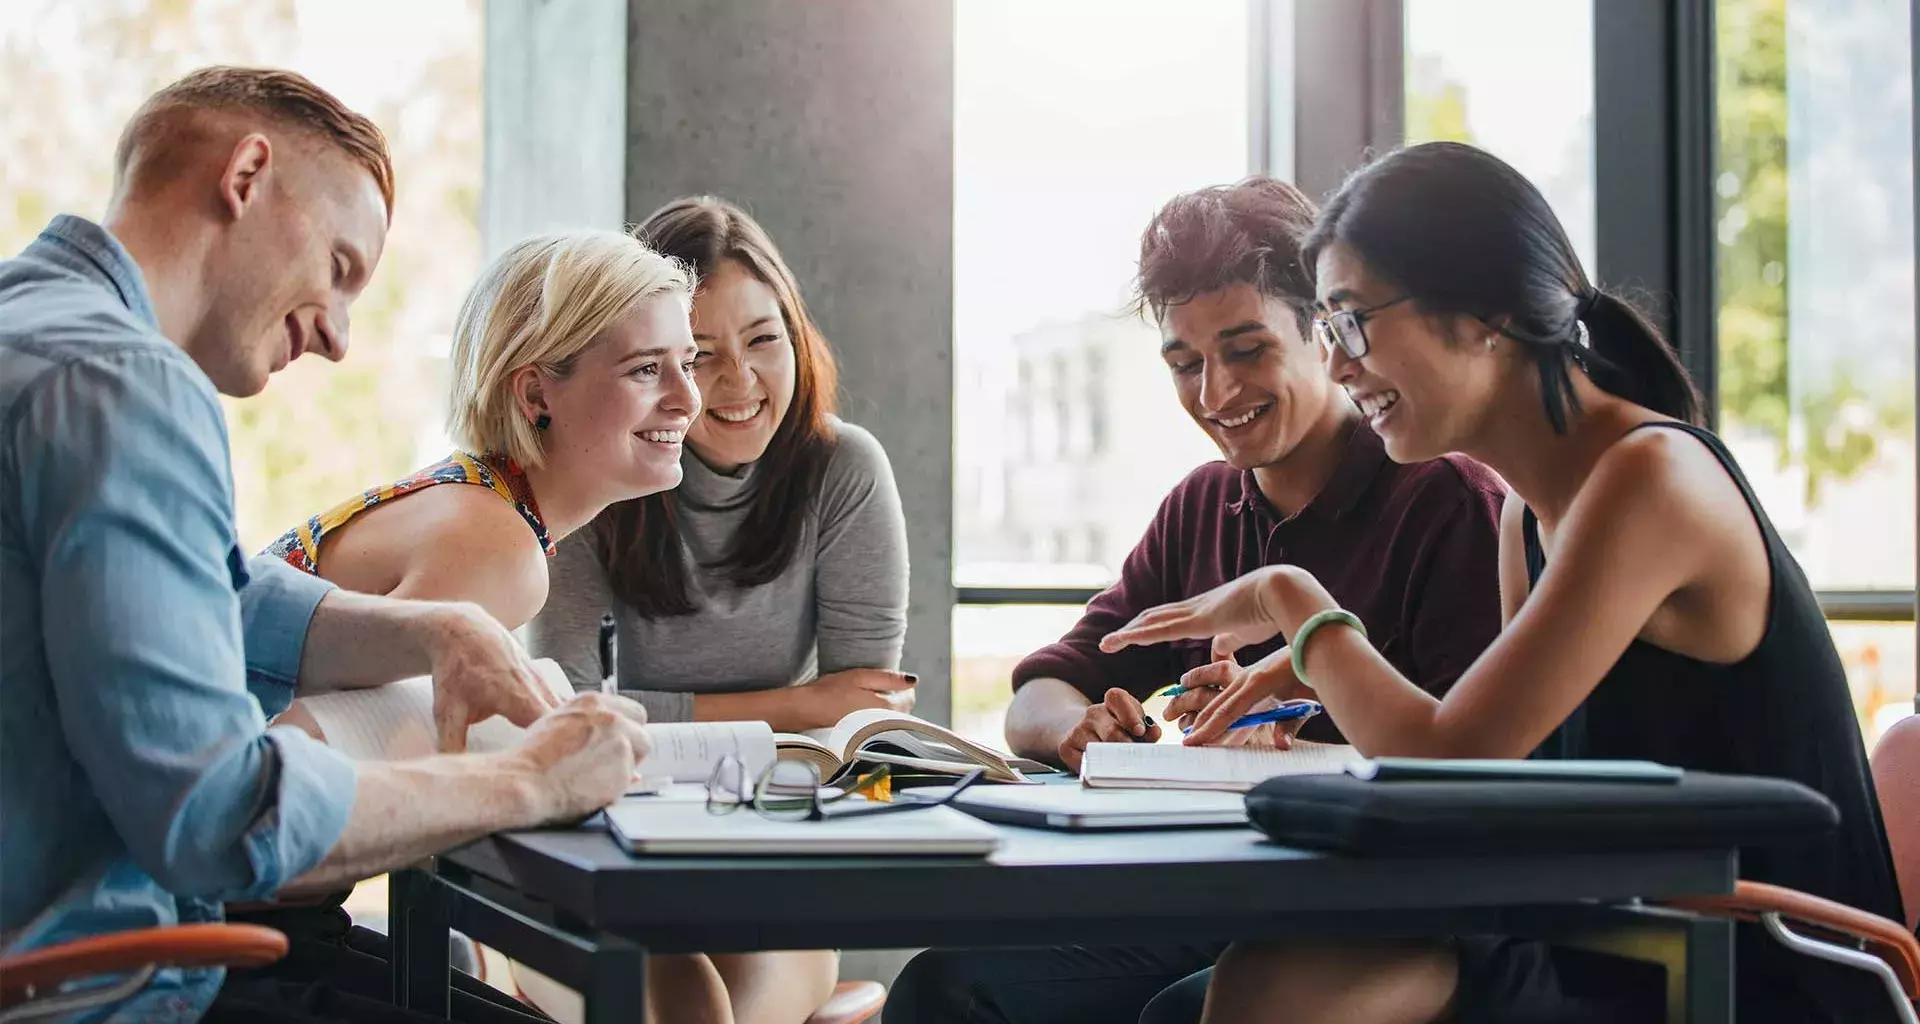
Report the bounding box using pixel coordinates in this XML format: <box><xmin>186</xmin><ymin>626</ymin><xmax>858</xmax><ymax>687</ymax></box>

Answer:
<box><xmin>1289</xmin><ymin>609</ymin><xmax>1366</xmax><ymax>687</ymax></box>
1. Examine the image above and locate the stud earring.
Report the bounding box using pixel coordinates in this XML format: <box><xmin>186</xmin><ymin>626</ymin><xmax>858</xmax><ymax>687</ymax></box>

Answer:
<box><xmin>534</xmin><ymin>413</ymin><xmax>551</xmax><ymax>431</ymax></box>
<box><xmin>1484</xmin><ymin>336</ymin><xmax>1497</xmax><ymax>352</ymax></box>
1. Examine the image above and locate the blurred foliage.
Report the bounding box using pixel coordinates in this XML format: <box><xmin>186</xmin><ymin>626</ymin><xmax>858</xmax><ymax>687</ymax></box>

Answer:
<box><xmin>1716</xmin><ymin>0</ymin><xmax>1914</xmax><ymax>504</ymax></box>
<box><xmin>0</xmin><ymin>0</ymin><xmax>481</xmax><ymax>547</ymax></box>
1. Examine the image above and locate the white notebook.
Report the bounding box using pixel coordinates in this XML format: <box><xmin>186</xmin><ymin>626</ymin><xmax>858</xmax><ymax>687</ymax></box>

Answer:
<box><xmin>605</xmin><ymin>799</ymin><xmax>1003</xmax><ymax>856</ymax></box>
<box><xmin>1080</xmin><ymin>740</ymin><xmax>1369</xmax><ymax>792</ymax></box>
<box><xmin>292</xmin><ymin>660</ymin><xmax>775</xmax><ymax>787</ymax></box>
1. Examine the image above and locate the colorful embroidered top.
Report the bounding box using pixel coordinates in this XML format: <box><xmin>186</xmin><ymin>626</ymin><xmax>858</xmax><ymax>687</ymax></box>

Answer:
<box><xmin>265</xmin><ymin>451</ymin><xmax>555</xmax><ymax>575</ymax></box>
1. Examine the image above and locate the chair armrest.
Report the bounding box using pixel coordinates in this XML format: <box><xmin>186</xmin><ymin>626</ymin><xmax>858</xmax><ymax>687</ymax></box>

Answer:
<box><xmin>1667</xmin><ymin>880</ymin><xmax>1918</xmax><ymax>999</ymax></box>
<box><xmin>0</xmin><ymin>923</ymin><xmax>288</xmax><ymax>1008</ymax></box>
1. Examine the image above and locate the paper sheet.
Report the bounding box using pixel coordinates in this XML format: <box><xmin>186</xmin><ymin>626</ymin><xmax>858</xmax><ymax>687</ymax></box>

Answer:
<box><xmin>294</xmin><ymin>662</ymin><xmax>775</xmax><ymax>791</ymax></box>
<box><xmin>296</xmin><ymin>660</ymin><xmax>576</xmax><ymax>760</ymax></box>
<box><xmin>636</xmin><ymin>721</ymin><xmax>776</xmax><ymax>783</ymax></box>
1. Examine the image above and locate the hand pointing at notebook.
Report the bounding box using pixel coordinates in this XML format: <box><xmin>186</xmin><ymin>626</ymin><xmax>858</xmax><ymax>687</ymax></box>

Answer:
<box><xmin>419</xmin><ymin>602</ymin><xmax>564</xmax><ymax>754</ymax></box>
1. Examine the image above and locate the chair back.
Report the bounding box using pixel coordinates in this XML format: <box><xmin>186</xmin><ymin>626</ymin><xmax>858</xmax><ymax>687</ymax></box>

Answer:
<box><xmin>1873</xmin><ymin>713</ymin><xmax>1920</xmax><ymax>933</ymax></box>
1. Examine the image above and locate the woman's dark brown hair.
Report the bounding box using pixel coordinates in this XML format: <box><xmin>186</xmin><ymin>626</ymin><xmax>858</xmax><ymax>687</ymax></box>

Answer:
<box><xmin>596</xmin><ymin>197</ymin><xmax>840</xmax><ymax>617</ymax></box>
<box><xmin>1304</xmin><ymin>142</ymin><xmax>1702</xmax><ymax>431</ymax></box>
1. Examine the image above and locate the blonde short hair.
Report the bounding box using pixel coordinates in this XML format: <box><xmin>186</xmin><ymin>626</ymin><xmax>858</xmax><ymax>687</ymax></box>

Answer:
<box><xmin>448</xmin><ymin>230</ymin><xmax>693</xmax><ymax>469</ymax></box>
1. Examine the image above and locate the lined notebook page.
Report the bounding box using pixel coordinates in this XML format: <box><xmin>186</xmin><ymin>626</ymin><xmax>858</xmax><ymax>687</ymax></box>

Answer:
<box><xmin>1080</xmin><ymin>740</ymin><xmax>1368</xmax><ymax>792</ymax></box>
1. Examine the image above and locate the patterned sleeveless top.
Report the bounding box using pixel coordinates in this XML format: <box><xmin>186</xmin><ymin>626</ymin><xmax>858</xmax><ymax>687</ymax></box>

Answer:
<box><xmin>265</xmin><ymin>451</ymin><xmax>555</xmax><ymax>575</ymax></box>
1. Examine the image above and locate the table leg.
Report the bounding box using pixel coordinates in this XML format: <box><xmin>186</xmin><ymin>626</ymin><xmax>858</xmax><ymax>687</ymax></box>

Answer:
<box><xmin>1680</xmin><ymin>913</ymin><xmax>1734</xmax><ymax>1024</ymax></box>
<box><xmin>389</xmin><ymin>866</ymin><xmax>451</xmax><ymax>1015</ymax></box>
<box><xmin>581</xmin><ymin>932</ymin><xmax>647</xmax><ymax>1024</ymax></box>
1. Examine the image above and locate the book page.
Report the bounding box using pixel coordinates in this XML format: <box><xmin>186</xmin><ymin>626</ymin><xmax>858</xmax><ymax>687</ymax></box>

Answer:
<box><xmin>639</xmin><ymin>721</ymin><xmax>777</xmax><ymax>783</ymax></box>
<box><xmin>1081</xmin><ymin>741</ymin><xmax>1368</xmax><ymax>791</ymax></box>
<box><xmin>827</xmin><ymin>709</ymin><xmax>1013</xmax><ymax>767</ymax></box>
<box><xmin>297</xmin><ymin>676</ymin><xmax>441</xmax><ymax>760</ymax></box>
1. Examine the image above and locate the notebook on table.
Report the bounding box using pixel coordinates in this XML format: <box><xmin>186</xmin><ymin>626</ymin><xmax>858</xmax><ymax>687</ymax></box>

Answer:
<box><xmin>948</xmin><ymin>785</ymin><xmax>1248</xmax><ymax>831</ymax></box>
<box><xmin>604</xmin><ymin>799</ymin><xmax>1003</xmax><ymax>856</ymax></box>
<box><xmin>293</xmin><ymin>665</ymin><xmax>1041</xmax><ymax>790</ymax></box>
<box><xmin>1080</xmin><ymin>740</ymin><xmax>1368</xmax><ymax>792</ymax></box>
<box><xmin>291</xmin><ymin>660</ymin><xmax>779</xmax><ymax>792</ymax></box>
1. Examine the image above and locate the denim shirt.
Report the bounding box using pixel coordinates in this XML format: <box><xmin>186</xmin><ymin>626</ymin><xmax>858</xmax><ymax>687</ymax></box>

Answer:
<box><xmin>0</xmin><ymin>216</ymin><xmax>358</xmax><ymax>1022</ymax></box>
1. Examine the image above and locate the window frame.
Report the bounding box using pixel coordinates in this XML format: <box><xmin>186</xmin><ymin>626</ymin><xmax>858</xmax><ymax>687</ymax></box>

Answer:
<box><xmin>957</xmin><ymin>0</ymin><xmax>1917</xmax><ymax>660</ymax></box>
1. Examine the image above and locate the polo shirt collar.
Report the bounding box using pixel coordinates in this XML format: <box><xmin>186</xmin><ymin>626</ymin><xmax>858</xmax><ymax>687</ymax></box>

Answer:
<box><xmin>1229</xmin><ymin>420</ymin><xmax>1389</xmax><ymax>522</ymax></box>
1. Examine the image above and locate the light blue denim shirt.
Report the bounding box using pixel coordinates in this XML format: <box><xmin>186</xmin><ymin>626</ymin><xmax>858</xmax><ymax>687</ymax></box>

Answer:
<box><xmin>0</xmin><ymin>216</ymin><xmax>358</xmax><ymax>1022</ymax></box>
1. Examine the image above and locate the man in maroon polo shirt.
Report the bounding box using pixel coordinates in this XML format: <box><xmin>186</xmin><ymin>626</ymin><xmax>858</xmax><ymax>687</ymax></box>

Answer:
<box><xmin>1006</xmin><ymin>176</ymin><xmax>1506</xmax><ymax>774</ymax></box>
<box><xmin>888</xmin><ymin>178</ymin><xmax>1505</xmax><ymax>1024</ymax></box>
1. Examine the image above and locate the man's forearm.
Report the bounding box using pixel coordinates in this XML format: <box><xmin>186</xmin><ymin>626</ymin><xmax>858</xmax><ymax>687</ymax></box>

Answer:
<box><xmin>1005</xmin><ymin>678</ymin><xmax>1094</xmax><ymax>767</ymax></box>
<box><xmin>295</xmin><ymin>589</ymin><xmax>459</xmax><ymax>695</ymax></box>
<box><xmin>283</xmin><ymin>752</ymin><xmax>544</xmax><ymax>893</ymax></box>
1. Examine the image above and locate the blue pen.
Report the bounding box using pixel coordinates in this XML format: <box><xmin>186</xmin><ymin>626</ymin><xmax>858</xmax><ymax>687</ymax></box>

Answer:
<box><xmin>1182</xmin><ymin>699</ymin><xmax>1323</xmax><ymax>736</ymax></box>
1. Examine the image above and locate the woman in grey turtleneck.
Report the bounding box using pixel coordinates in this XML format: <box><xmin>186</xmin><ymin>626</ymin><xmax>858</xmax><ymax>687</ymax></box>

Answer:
<box><xmin>525</xmin><ymin>200</ymin><xmax>911</xmax><ymax>1023</ymax></box>
<box><xmin>529</xmin><ymin>196</ymin><xmax>912</xmax><ymax>730</ymax></box>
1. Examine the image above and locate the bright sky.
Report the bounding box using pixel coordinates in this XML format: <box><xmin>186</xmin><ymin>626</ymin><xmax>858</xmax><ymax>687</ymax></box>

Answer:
<box><xmin>954</xmin><ymin>0</ymin><xmax>1250</xmax><ymax>362</ymax></box>
<box><xmin>288</xmin><ymin>0</ymin><xmax>472</xmax><ymax>110</ymax></box>
<box><xmin>1404</xmin><ymin>0</ymin><xmax>1594</xmax><ymax>181</ymax></box>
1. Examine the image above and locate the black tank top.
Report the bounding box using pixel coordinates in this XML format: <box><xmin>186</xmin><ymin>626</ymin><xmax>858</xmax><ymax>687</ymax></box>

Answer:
<box><xmin>1522</xmin><ymin>421</ymin><xmax>1903</xmax><ymax>1020</ymax></box>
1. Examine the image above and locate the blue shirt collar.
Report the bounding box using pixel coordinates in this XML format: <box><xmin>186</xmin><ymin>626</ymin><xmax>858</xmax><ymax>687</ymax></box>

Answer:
<box><xmin>32</xmin><ymin>214</ymin><xmax>160</xmax><ymax>331</ymax></box>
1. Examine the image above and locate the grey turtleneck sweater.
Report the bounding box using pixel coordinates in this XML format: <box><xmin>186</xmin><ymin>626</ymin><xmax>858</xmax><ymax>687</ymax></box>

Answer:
<box><xmin>526</xmin><ymin>418</ymin><xmax>909</xmax><ymax>721</ymax></box>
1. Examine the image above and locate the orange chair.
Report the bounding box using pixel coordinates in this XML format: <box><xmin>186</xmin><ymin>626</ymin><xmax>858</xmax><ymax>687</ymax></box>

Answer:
<box><xmin>1874</xmin><ymin>714</ymin><xmax>1920</xmax><ymax>933</ymax></box>
<box><xmin>0</xmin><ymin>923</ymin><xmax>287</xmax><ymax>1022</ymax></box>
<box><xmin>1668</xmin><ymin>713</ymin><xmax>1920</xmax><ymax>1024</ymax></box>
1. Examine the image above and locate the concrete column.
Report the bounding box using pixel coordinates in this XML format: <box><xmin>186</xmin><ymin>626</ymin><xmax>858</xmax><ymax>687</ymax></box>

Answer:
<box><xmin>623</xmin><ymin>0</ymin><xmax>957</xmax><ymax>725</ymax></box>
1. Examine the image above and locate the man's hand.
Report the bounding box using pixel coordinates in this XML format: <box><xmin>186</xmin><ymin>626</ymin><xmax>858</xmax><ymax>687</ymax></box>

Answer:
<box><xmin>509</xmin><ymin>691</ymin><xmax>652</xmax><ymax>823</ymax></box>
<box><xmin>1058</xmin><ymin>688</ymin><xmax>1160</xmax><ymax>774</ymax></box>
<box><xmin>790</xmin><ymin>669</ymin><xmax>917</xmax><ymax>731</ymax></box>
<box><xmin>422</xmin><ymin>603</ymin><xmax>562</xmax><ymax>752</ymax></box>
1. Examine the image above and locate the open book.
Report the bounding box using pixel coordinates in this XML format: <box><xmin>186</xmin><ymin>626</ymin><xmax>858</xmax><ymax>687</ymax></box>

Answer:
<box><xmin>1080</xmin><ymin>740</ymin><xmax>1369</xmax><ymax>792</ymax></box>
<box><xmin>774</xmin><ymin>708</ymin><xmax>1047</xmax><ymax>785</ymax></box>
<box><xmin>287</xmin><ymin>662</ymin><xmax>1042</xmax><ymax>788</ymax></box>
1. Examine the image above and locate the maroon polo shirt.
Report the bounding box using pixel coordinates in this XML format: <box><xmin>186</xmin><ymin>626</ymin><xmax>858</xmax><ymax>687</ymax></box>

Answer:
<box><xmin>1012</xmin><ymin>422</ymin><xmax>1506</xmax><ymax>743</ymax></box>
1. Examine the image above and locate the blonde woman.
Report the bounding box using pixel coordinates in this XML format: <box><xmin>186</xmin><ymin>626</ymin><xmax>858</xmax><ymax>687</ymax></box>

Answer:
<box><xmin>266</xmin><ymin>230</ymin><xmax>699</xmax><ymax>632</ymax></box>
<box><xmin>268</xmin><ymin>230</ymin><xmax>778</xmax><ymax>1024</ymax></box>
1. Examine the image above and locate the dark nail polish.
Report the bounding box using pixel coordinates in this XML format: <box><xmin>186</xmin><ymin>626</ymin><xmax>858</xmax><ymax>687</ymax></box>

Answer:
<box><xmin>904</xmin><ymin>673</ymin><xmax>920</xmax><ymax>684</ymax></box>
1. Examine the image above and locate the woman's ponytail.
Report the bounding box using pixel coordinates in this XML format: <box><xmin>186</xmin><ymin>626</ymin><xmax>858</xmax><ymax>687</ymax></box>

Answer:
<box><xmin>1580</xmin><ymin>289</ymin><xmax>1704</xmax><ymax>426</ymax></box>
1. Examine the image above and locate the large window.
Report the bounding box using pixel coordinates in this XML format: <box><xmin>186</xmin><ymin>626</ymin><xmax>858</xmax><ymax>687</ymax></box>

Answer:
<box><xmin>950</xmin><ymin>0</ymin><xmax>1253</xmax><ymax>742</ymax></box>
<box><xmin>1715</xmin><ymin>0</ymin><xmax>1916</xmax><ymax>743</ymax></box>
<box><xmin>1403</xmin><ymin>0</ymin><xmax>1596</xmax><ymax>273</ymax></box>
<box><xmin>0</xmin><ymin>0</ymin><xmax>481</xmax><ymax>551</ymax></box>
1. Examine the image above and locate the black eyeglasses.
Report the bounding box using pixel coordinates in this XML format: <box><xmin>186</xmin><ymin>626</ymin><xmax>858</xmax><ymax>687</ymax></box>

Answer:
<box><xmin>1312</xmin><ymin>295</ymin><xmax>1411</xmax><ymax>360</ymax></box>
<box><xmin>705</xmin><ymin>755</ymin><xmax>987</xmax><ymax>822</ymax></box>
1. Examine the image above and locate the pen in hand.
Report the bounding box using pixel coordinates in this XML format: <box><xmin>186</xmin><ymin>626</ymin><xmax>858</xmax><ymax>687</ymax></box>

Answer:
<box><xmin>1181</xmin><ymin>699</ymin><xmax>1324</xmax><ymax>737</ymax></box>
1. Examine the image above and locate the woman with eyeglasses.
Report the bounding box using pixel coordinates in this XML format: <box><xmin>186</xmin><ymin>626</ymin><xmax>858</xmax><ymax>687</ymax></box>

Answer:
<box><xmin>1101</xmin><ymin>142</ymin><xmax>1903</xmax><ymax>1023</ymax></box>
